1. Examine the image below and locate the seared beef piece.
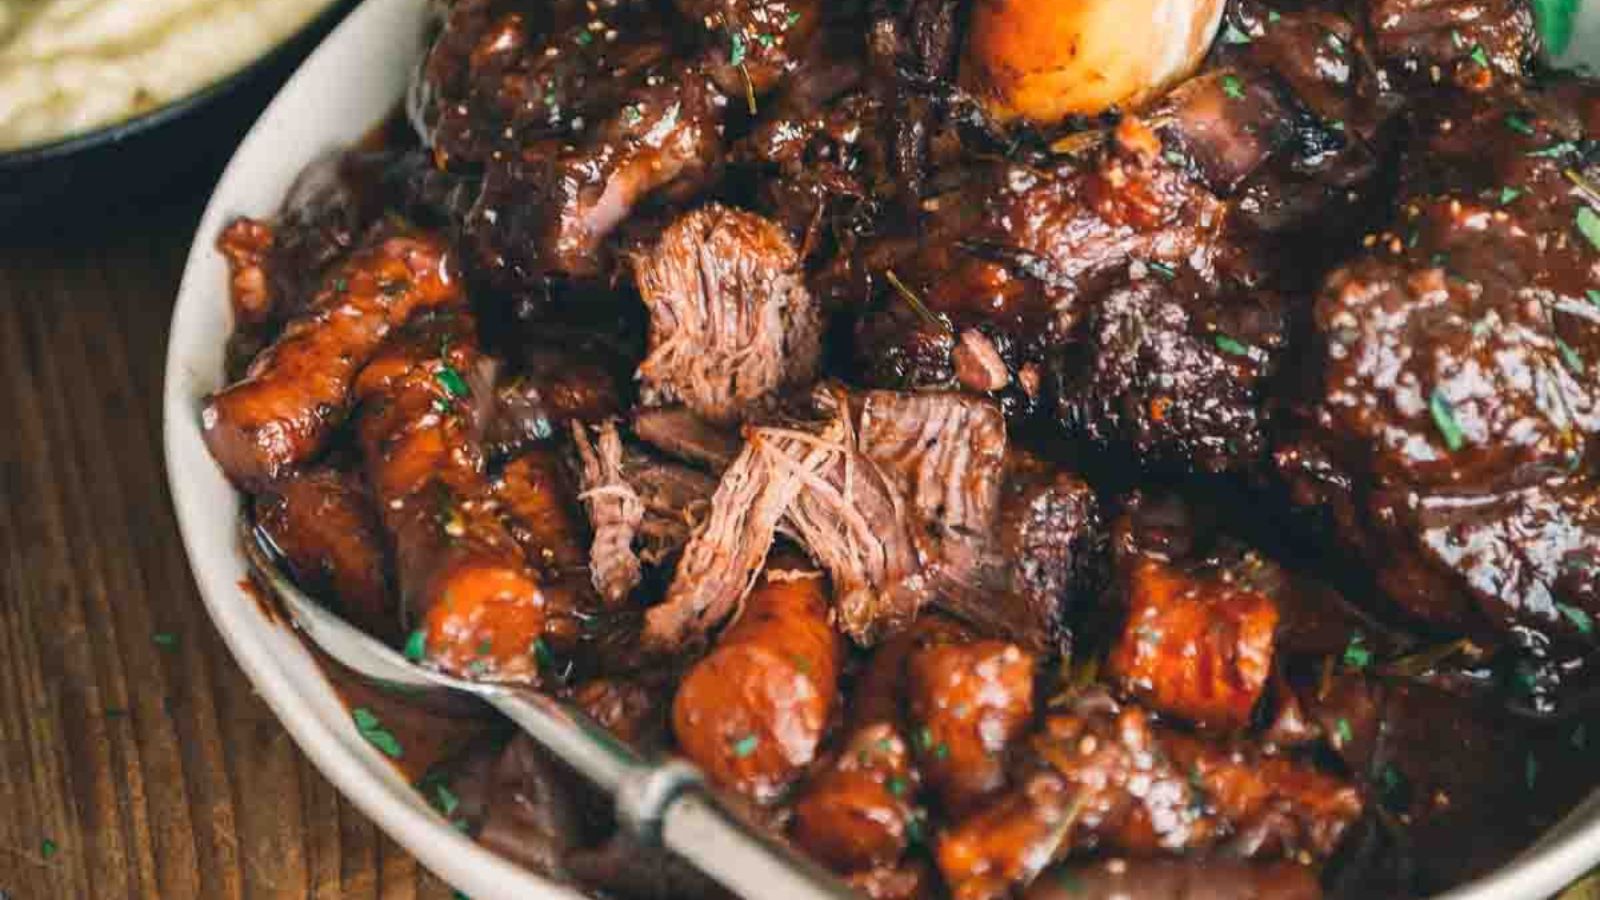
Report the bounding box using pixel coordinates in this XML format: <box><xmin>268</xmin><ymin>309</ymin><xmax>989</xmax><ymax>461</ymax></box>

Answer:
<box><xmin>735</xmin><ymin>89</ymin><xmax>889</xmax><ymax>259</ymax></box>
<box><xmin>1053</xmin><ymin>273</ymin><xmax>1290</xmax><ymax>474</ymax></box>
<box><xmin>874</xmin><ymin>116</ymin><xmax>1227</xmax><ymax>362</ymax></box>
<box><xmin>567</xmin><ymin>674</ymin><xmax>675</xmax><ymax>750</ymax></box>
<box><xmin>1027</xmin><ymin>859</ymin><xmax>1322</xmax><ymax>900</ymax></box>
<box><xmin>865</xmin><ymin>0</ymin><xmax>962</xmax><ymax>208</ymax></box>
<box><xmin>571</xmin><ymin>420</ymin><xmax>719</xmax><ymax>603</ymax></box>
<box><xmin>633</xmin><ymin>205</ymin><xmax>823</xmax><ymax>423</ymax></box>
<box><xmin>484</xmin><ymin>344</ymin><xmax>625</xmax><ymax>458</ymax></box>
<box><xmin>473</xmin><ymin>736</ymin><xmax>585</xmax><ymax>880</ymax></box>
<box><xmin>1364</xmin><ymin>0</ymin><xmax>1536</xmax><ymax>92</ymax></box>
<box><xmin>672</xmin><ymin>0</ymin><xmax>823</xmax><ymax>97</ymax></box>
<box><xmin>632</xmin><ymin>406</ymin><xmax>743</xmax><ymax>470</ymax></box>
<box><xmin>466</xmin><ymin>59</ymin><xmax>726</xmax><ymax>286</ymax></box>
<box><xmin>1277</xmin><ymin>84</ymin><xmax>1600</xmax><ymax>650</ymax></box>
<box><xmin>936</xmin><ymin>689</ymin><xmax>1363</xmax><ymax>900</ymax></box>
<box><xmin>1301</xmin><ymin>676</ymin><xmax>1582</xmax><ymax>893</ymax></box>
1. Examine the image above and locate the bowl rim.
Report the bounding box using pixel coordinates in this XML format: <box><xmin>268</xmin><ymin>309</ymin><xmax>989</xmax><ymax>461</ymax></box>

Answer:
<box><xmin>160</xmin><ymin>0</ymin><xmax>1600</xmax><ymax>897</ymax></box>
<box><xmin>0</xmin><ymin>0</ymin><xmax>358</xmax><ymax>167</ymax></box>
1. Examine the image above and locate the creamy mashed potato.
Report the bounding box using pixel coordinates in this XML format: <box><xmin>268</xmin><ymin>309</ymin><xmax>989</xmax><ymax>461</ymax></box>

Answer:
<box><xmin>0</xmin><ymin>0</ymin><xmax>338</xmax><ymax>151</ymax></box>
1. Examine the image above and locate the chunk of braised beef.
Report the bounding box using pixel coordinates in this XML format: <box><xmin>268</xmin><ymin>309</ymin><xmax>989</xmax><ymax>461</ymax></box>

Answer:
<box><xmin>633</xmin><ymin>204</ymin><xmax>822</xmax><ymax>423</ymax></box>
<box><xmin>1363</xmin><ymin>0</ymin><xmax>1536</xmax><ymax>92</ymax></box>
<box><xmin>1053</xmin><ymin>273</ymin><xmax>1290</xmax><ymax>475</ymax></box>
<box><xmin>1026</xmin><ymin>859</ymin><xmax>1323</xmax><ymax>900</ymax></box>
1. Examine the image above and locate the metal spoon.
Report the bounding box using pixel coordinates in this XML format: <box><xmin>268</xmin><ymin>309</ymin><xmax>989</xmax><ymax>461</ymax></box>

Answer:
<box><xmin>240</xmin><ymin>517</ymin><xmax>856</xmax><ymax>900</ymax></box>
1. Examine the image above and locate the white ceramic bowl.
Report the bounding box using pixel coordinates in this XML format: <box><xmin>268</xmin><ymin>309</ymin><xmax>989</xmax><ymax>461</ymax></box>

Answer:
<box><xmin>163</xmin><ymin>1</ymin><xmax>1600</xmax><ymax>897</ymax></box>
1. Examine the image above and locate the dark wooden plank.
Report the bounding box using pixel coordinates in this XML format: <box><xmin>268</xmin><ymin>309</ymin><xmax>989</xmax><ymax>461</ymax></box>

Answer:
<box><xmin>0</xmin><ymin>186</ymin><xmax>454</xmax><ymax>899</ymax></box>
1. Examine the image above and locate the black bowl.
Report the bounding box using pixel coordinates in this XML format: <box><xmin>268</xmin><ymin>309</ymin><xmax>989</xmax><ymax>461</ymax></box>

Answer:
<box><xmin>0</xmin><ymin>0</ymin><xmax>360</xmax><ymax>231</ymax></box>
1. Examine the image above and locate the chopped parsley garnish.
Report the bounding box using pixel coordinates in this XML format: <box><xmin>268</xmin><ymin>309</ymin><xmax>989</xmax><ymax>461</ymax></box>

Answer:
<box><xmin>574</xmin><ymin>30</ymin><xmax>593</xmax><ymax>46</ymax></box>
<box><xmin>531</xmin><ymin>637</ymin><xmax>556</xmax><ymax>671</ymax></box>
<box><xmin>1214</xmin><ymin>334</ymin><xmax>1253</xmax><ymax>357</ymax></box>
<box><xmin>476</xmin><ymin>638</ymin><xmax>493</xmax><ymax>656</ymax></box>
<box><xmin>1342</xmin><ymin>633</ymin><xmax>1373</xmax><ymax>670</ymax></box>
<box><xmin>435</xmin><ymin>366</ymin><xmax>470</xmax><ymax>399</ymax></box>
<box><xmin>1326</xmin><ymin>33</ymin><xmax>1345</xmax><ymax>55</ymax></box>
<box><xmin>1499</xmin><ymin>186</ymin><xmax>1523</xmax><ymax>205</ymax></box>
<box><xmin>1557</xmin><ymin>602</ymin><xmax>1594</xmax><ymax>634</ymax></box>
<box><xmin>728</xmin><ymin>31</ymin><xmax>748</xmax><ymax>67</ymax></box>
<box><xmin>403</xmin><ymin>630</ymin><xmax>427</xmax><ymax>663</ymax></box>
<box><xmin>332</xmin><ymin>277</ymin><xmax>349</xmax><ymax>293</ymax></box>
<box><xmin>1469</xmin><ymin>44</ymin><xmax>1490</xmax><ymax>67</ymax></box>
<box><xmin>1164</xmin><ymin>149</ymin><xmax>1186</xmax><ymax>166</ymax></box>
<box><xmin>353</xmin><ymin>708</ymin><xmax>403</xmax><ymax>759</ymax></box>
<box><xmin>433</xmin><ymin>782</ymin><xmax>461</xmax><ymax>817</ymax></box>
<box><xmin>1576</xmin><ymin>207</ymin><xmax>1600</xmax><ymax>251</ymax></box>
<box><xmin>1573</xmin><ymin>723</ymin><xmax>1588</xmax><ymax>749</ymax></box>
<box><xmin>1334</xmin><ymin>717</ymin><xmax>1354</xmax><ymax>746</ymax></box>
<box><xmin>152</xmin><ymin>632</ymin><xmax>177</xmax><ymax>648</ymax></box>
<box><xmin>1147</xmin><ymin>260</ymin><xmax>1177</xmax><ymax>280</ymax></box>
<box><xmin>1505</xmin><ymin>115</ymin><xmax>1535</xmax><ymax>136</ymax></box>
<box><xmin>1221</xmin><ymin>75</ymin><xmax>1246</xmax><ymax>100</ymax></box>
<box><xmin>732</xmin><ymin>734</ymin><xmax>759</xmax><ymax>758</ymax></box>
<box><xmin>1222</xmin><ymin>22</ymin><xmax>1252</xmax><ymax>44</ymax></box>
<box><xmin>887</xmin><ymin>776</ymin><xmax>908</xmax><ymax>797</ymax></box>
<box><xmin>1267</xmin><ymin>10</ymin><xmax>1281</xmax><ymax>22</ymax></box>
<box><xmin>934</xmin><ymin>742</ymin><xmax>951</xmax><ymax>760</ymax></box>
<box><xmin>1589</xmin><ymin>289</ymin><xmax>1600</xmax><ymax>309</ymax></box>
<box><xmin>916</xmin><ymin>726</ymin><xmax>935</xmax><ymax>750</ymax></box>
<box><xmin>1451</xmin><ymin>30</ymin><xmax>1465</xmax><ymax>49</ymax></box>
<box><xmin>1557</xmin><ymin>338</ymin><xmax>1585</xmax><ymax>375</ymax></box>
<box><xmin>784</xmin><ymin>10</ymin><xmax>801</xmax><ymax>27</ymax></box>
<box><xmin>1378</xmin><ymin>764</ymin><xmax>1409</xmax><ymax>808</ymax></box>
<box><xmin>41</xmin><ymin>838</ymin><xmax>57</xmax><ymax>860</ymax></box>
<box><xmin>1527</xmin><ymin>141</ymin><xmax>1578</xmax><ymax>158</ymax></box>
<box><xmin>1525</xmin><ymin>752</ymin><xmax>1539</xmax><ymax>789</ymax></box>
<box><xmin>620</xmin><ymin>104</ymin><xmax>643</xmax><ymax>126</ymax></box>
<box><xmin>1428</xmin><ymin>388</ymin><xmax>1467</xmax><ymax>452</ymax></box>
<box><xmin>877</xmin><ymin>737</ymin><xmax>895</xmax><ymax>753</ymax></box>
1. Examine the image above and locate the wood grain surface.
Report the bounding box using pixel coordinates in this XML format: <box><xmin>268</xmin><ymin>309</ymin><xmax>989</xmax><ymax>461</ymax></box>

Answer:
<box><xmin>0</xmin><ymin>185</ymin><xmax>455</xmax><ymax>900</ymax></box>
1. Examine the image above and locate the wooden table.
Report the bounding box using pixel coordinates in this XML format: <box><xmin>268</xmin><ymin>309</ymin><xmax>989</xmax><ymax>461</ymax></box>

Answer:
<box><xmin>0</xmin><ymin>180</ymin><xmax>455</xmax><ymax>899</ymax></box>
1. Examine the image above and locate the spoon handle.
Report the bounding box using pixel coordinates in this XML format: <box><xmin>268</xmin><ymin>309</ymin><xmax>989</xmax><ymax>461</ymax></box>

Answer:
<box><xmin>485</xmin><ymin>692</ymin><xmax>854</xmax><ymax>900</ymax></box>
<box><xmin>660</xmin><ymin>789</ymin><xmax>862</xmax><ymax>900</ymax></box>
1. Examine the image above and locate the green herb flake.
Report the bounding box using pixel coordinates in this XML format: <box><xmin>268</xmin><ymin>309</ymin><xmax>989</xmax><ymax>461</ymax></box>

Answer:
<box><xmin>1326</xmin><ymin>32</ymin><xmax>1345</xmax><ymax>55</ymax></box>
<box><xmin>728</xmin><ymin>31</ymin><xmax>748</xmax><ymax>67</ymax></box>
<box><xmin>756</xmin><ymin>32</ymin><xmax>775</xmax><ymax>48</ymax></box>
<box><xmin>1221</xmin><ymin>75</ymin><xmax>1246</xmax><ymax>101</ymax></box>
<box><xmin>454</xmin><ymin>891</ymin><xmax>471</xmax><ymax>900</ymax></box>
<box><xmin>1557</xmin><ymin>602</ymin><xmax>1594</xmax><ymax>634</ymax></box>
<box><xmin>1505</xmin><ymin>115</ymin><xmax>1535</xmax><ymax>136</ymax></box>
<box><xmin>1527</xmin><ymin>141</ymin><xmax>1578</xmax><ymax>158</ymax></box>
<box><xmin>620</xmin><ymin>104</ymin><xmax>643</xmax><ymax>126</ymax></box>
<box><xmin>41</xmin><ymin>838</ymin><xmax>57</xmax><ymax>860</ymax></box>
<box><xmin>1222</xmin><ymin>22</ymin><xmax>1252</xmax><ymax>45</ymax></box>
<box><xmin>1164</xmin><ymin>149</ymin><xmax>1186</xmax><ymax>166</ymax></box>
<box><xmin>1147</xmin><ymin>260</ymin><xmax>1177</xmax><ymax>280</ymax></box>
<box><xmin>106</xmin><ymin>708</ymin><xmax>127</xmax><ymax>719</ymax></box>
<box><xmin>1499</xmin><ymin>187</ymin><xmax>1523</xmax><ymax>205</ymax></box>
<box><xmin>531</xmin><ymin>637</ymin><xmax>556</xmax><ymax>671</ymax></box>
<box><xmin>1267</xmin><ymin>10</ymin><xmax>1281</xmax><ymax>22</ymax></box>
<box><xmin>1573</xmin><ymin>723</ymin><xmax>1588</xmax><ymax>749</ymax></box>
<box><xmin>476</xmin><ymin>638</ymin><xmax>493</xmax><ymax>656</ymax></box>
<box><xmin>1334</xmin><ymin>717</ymin><xmax>1354</xmax><ymax>746</ymax></box>
<box><xmin>877</xmin><ymin>737</ymin><xmax>895</xmax><ymax>753</ymax></box>
<box><xmin>887</xmin><ymin>776</ymin><xmax>908</xmax><ymax>797</ymax></box>
<box><xmin>152</xmin><ymin>632</ymin><xmax>177</xmax><ymax>649</ymax></box>
<box><xmin>352</xmin><ymin>707</ymin><xmax>403</xmax><ymax>759</ymax></box>
<box><xmin>1558</xmin><ymin>338</ymin><xmax>1586</xmax><ymax>375</ymax></box>
<box><xmin>1451</xmin><ymin>30</ymin><xmax>1465</xmax><ymax>49</ymax></box>
<box><xmin>332</xmin><ymin>277</ymin><xmax>349</xmax><ymax>293</ymax></box>
<box><xmin>784</xmin><ymin>10</ymin><xmax>801</xmax><ymax>27</ymax></box>
<box><xmin>1342</xmin><ymin>633</ymin><xmax>1373</xmax><ymax>670</ymax></box>
<box><xmin>1429</xmin><ymin>388</ymin><xmax>1467</xmax><ymax>452</ymax></box>
<box><xmin>1588</xmin><ymin>289</ymin><xmax>1600</xmax><ymax>309</ymax></box>
<box><xmin>1378</xmin><ymin>764</ymin><xmax>1408</xmax><ymax>807</ymax></box>
<box><xmin>574</xmin><ymin>30</ymin><xmax>593</xmax><ymax>46</ymax></box>
<box><xmin>1469</xmin><ymin>44</ymin><xmax>1490</xmax><ymax>67</ymax></box>
<box><xmin>1214</xmin><ymin>334</ymin><xmax>1253</xmax><ymax>357</ymax></box>
<box><xmin>916</xmin><ymin>726</ymin><xmax>935</xmax><ymax>751</ymax></box>
<box><xmin>1525</xmin><ymin>752</ymin><xmax>1539</xmax><ymax>789</ymax></box>
<box><xmin>434</xmin><ymin>783</ymin><xmax>461</xmax><ymax>817</ymax></box>
<box><xmin>1577</xmin><ymin>207</ymin><xmax>1600</xmax><ymax>251</ymax></box>
<box><xmin>732</xmin><ymin>734</ymin><xmax>759</xmax><ymax>758</ymax></box>
<box><xmin>934</xmin><ymin>742</ymin><xmax>951</xmax><ymax>761</ymax></box>
<box><xmin>403</xmin><ymin>630</ymin><xmax>427</xmax><ymax>663</ymax></box>
<box><xmin>435</xmin><ymin>366</ymin><xmax>470</xmax><ymax>399</ymax></box>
